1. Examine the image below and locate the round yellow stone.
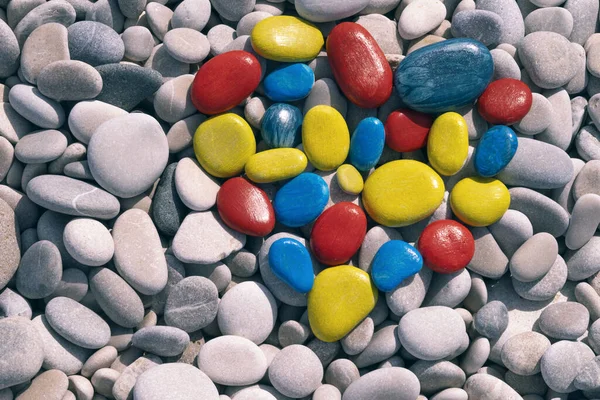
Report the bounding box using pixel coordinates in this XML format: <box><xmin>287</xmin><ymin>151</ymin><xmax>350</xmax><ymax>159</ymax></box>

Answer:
<box><xmin>427</xmin><ymin>112</ymin><xmax>469</xmax><ymax>176</ymax></box>
<box><xmin>245</xmin><ymin>148</ymin><xmax>308</xmax><ymax>183</ymax></box>
<box><xmin>302</xmin><ymin>105</ymin><xmax>350</xmax><ymax>171</ymax></box>
<box><xmin>193</xmin><ymin>114</ymin><xmax>256</xmax><ymax>178</ymax></box>
<box><xmin>308</xmin><ymin>265</ymin><xmax>378</xmax><ymax>342</ymax></box>
<box><xmin>450</xmin><ymin>176</ymin><xmax>511</xmax><ymax>227</ymax></box>
<box><xmin>362</xmin><ymin>160</ymin><xmax>445</xmax><ymax>227</ymax></box>
<box><xmin>336</xmin><ymin>164</ymin><xmax>364</xmax><ymax>195</ymax></box>
<box><xmin>251</xmin><ymin>16</ymin><xmax>324</xmax><ymax>62</ymax></box>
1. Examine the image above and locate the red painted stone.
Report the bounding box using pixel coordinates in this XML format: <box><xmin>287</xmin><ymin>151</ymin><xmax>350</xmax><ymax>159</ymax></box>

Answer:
<box><xmin>191</xmin><ymin>51</ymin><xmax>261</xmax><ymax>115</ymax></box>
<box><xmin>385</xmin><ymin>109</ymin><xmax>434</xmax><ymax>152</ymax></box>
<box><xmin>326</xmin><ymin>22</ymin><xmax>393</xmax><ymax>109</ymax></box>
<box><xmin>217</xmin><ymin>177</ymin><xmax>275</xmax><ymax>237</ymax></box>
<box><xmin>310</xmin><ymin>202</ymin><xmax>367</xmax><ymax>266</ymax></box>
<box><xmin>477</xmin><ymin>78</ymin><xmax>533</xmax><ymax>125</ymax></box>
<box><xmin>417</xmin><ymin>219</ymin><xmax>475</xmax><ymax>274</ymax></box>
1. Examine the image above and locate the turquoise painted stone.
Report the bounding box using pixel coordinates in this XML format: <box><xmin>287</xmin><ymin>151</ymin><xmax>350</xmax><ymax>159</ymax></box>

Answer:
<box><xmin>261</xmin><ymin>103</ymin><xmax>303</xmax><ymax>148</ymax></box>
<box><xmin>371</xmin><ymin>240</ymin><xmax>423</xmax><ymax>292</ymax></box>
<box><xmin>263</xmin><ymin>63</ymin><xmax>315</xmax><ymax>102</ymax></box>
<box><xmin>349</xmin><ymin>117</ymin><xmax>385</xmax><ymax>172</ymax></box>
<box><xmin>268</xmin><ymin>237</ymin><xmax>314</xmax><ymax>293</ymax></box>
<box><xmin>273</xmin><ymin>172</ymin><xmax>329</xmax><ymax>227</ymax></box>
<box><xmin>474</xmin><ymin>125</ymin><xmax>518</xmax><ymax>177</ymax></box>
<box><xmin>395</xmin><ymin>39</ymin><xmax>493</xmax><ymax>114</ymax></box>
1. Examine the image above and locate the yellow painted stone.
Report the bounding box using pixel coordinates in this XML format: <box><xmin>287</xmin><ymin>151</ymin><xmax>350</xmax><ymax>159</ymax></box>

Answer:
<box><xmin>362</xmin><ymin>160</ymin><xmax>445</xmax><ymax>227</ymax></box>
<box><xmin>251</xmin><ymin>16</ymin><xmax>324</xmax><ymax>62</ymax></box>
<box><xmin>336</xmin><ymin>164</ymin><xmax>364</xmax><ymax>195</ymax></box>
<box><xmin>302</xmin><ymin>105</ymin><xmax>350</xmax><ymax>171</ymax></box>
<box><xmin>308</xmin><ymin>265</ymin><xmax>378</xmax><ymax>342</ymax></box>
<box><xmin>450</xmin><ymin>177</ymin><xmax>510</xmax><ymax>227</ymax></box>
<box><xmin>427</xmin><ymin>112</ymin><xmax>469</xmax><ymax>176</ymax></box>
<box><xmin>245</xmin><ymin>148</ymin><xmax>308</xmax><ymax>183</ymax></box>
<box><xmin>193</xmin><ymin>114</ymin><xmax>256</xmax><ymax>178</ymax></box>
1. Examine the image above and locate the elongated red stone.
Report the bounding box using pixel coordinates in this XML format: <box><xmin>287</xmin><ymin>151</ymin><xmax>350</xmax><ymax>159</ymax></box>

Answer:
<box><xmin>191</xmin><ymin>51</ymin><xmax>262</xmax><ymax>115</ymax></box>
<box><xmin>310</xmin><ymin>202</ymin><xmax>367</xmax><ymax>266</ymax></box>
<box><xmin>477</xmin><ymin>78</ymin><xmax>532</xmax><ymax>125</ymax></box>
<box><xmin>385</xmin><ymin>109</ymin><xmax>434</xmax><ymax>152</ymax></box>
<box><xmin>217</xmin><ymin>177</ymin><xmax>275</xmax><ymax>237</ymax></box>
<box><xmin>326</xmin><ymin>22</ymin><xmax>393</xmax><ymax>109</ymax></box>
<box><xmin>417</xmin><ymin>219</ymin><xmax>475</xmax><ymax>274</ymax></box>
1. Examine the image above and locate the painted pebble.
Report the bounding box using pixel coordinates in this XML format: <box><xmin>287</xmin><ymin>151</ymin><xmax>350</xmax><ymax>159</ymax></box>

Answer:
<box><xmin>307</xmin><ymin>265</ymin><xmax>378</xmax><ymax>342</ymax></box>
<box><xmin>260</xmin><ymin>103</ymin><xmax>303</xmax><ymax>148</ymax></box>
<box><xmin>395</xmin><ymin>39</ymin><xmax>493</xmax><ymax>113</ymax></box>
<box><xmin>336</xmin><ymin>164</ymin><xmax>364</xmax><ymax>195</ymax></box>
<box><xmin>245</xmin><ymin>148</ymin><xmax>308</xmax><ymax>183</ymax></box>
<box><xmin>193</xmin><ymin>113</ymin><xmax>256</xmax><ymax>178</ymax></box>
<box><xmin>363</xmin><ymin>160</ymin><xmax>445</xmax><ymax>227</ymax></box>
<box><xmin>302</xmin><ymin>105</ymin><xmax>350</xmax><ymax>171</ymax></box>
<box><xmin>371</xmin><ymin>240</ymin><xmax>423</xmax><ymax>292</ymax></box>
<box><xmin>349</xmin><ymin>117</ymin><xmax>385</xmax><ymax>171</ymax></box>
<box><xmin>474</xmin><ymin>125</ymin><xmax>519</xmax><ymax>177</ymax></box>
<box><xmin>263</xmin><ymin>63</ymin><xmax>315</xmax><ymax>102</ymax></box>
<box><xmin>191</xmin><ymin>51</ymin><xmax>261</xmax><ymax>115</ymax></box>
<box><xmin>310</xmin><ymin>202</ymin><xmax>367</xmax><ymax>266</ymax></box>
<box><xmin>268</xmin><ymin>238</ymin><xmax>314</xmax><ymax>293</ymax></box>
<box><xmin>427</xmin><ymin>112</ymin><xmax>469</xmax><ymax>176</ymax></box>
<box><xmin>417</xmin><ymin>220</ymin><xmax>475</xmax><ymax>274</ymax></box>
<box><xmin>384</xmin><ymin>109</ymin><xmax>433</xmax><ymax>153</ymax></box>
<box><xmin>273</xmin><ymin>172</ymin><xmax>329</xmax><ymax>227</ymax></box>
<box><xmin>477</xmin><ymin>78</ymin><xmax>533</xmax><ymax>125</ymax></box>
<box><xmin>450</xmin><ymin>177</ymin><xmax>511</xmax><ymax>227</ymax></box>
<box><xmin>326</xmin><ymin>22</ymin><xmax>392</xmax><ymax>108</ymax></box>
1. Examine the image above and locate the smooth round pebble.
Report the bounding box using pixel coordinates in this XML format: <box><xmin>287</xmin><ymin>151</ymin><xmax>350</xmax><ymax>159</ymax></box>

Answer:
<box><xmin>37</xmin><ymin>60</ymin><xmax>102</xmax><ymax>101</ymax></box>
<box><xmin>8</xmin><ymin>84</ymin><xmax>65</xmax><ymax>129</ymax></box>
<box><xmin>0</xmin><ymin>317</ymin><xmax>44</xmax><ymax>388</ymax></box>
<box><xmin>473</xmin><ymin>300</ymin><xmax>508</xmax><ymax>339</ymax></box>
<box><xmin>451</xmin><ymin>10</ymin><xmax>502</xmax><ymax>46</ymax></box>
<box><xmin>541</xmin><ymin>341</ymin><xmax>596</xmax><ymax>393</ymax></box>
<box><xmin>67</xmin><ymin>21</ymin><xmax>124</xmax><ymax>67</ymax></box>
<box><xmin>63</xmin><ymin>218</ymin><xmax>114</xmax><ymax>267</ymax></box>
<box><xmin>14</xmin><ymin>129</ymin><xmax>67</xmax><ymax>164</ymax></box>
<box><xmin>134</xmin><ymin>363</ymin><xmax>219</xmax><ymax>400</ymax></box>
<box><xmin>163</xmin><ymin>28</ymin><xmax>210</xmax><ymax>64</ymax></box>
<box><xmin>132</xmin><ymin>326</ymin><xmax>189</xmax><ymax>357</ymax></box>
<box><xmin>539</xmin><ymin>302</ymin><xmax>590</xmax><ymax>340</ymax></box>
<box><xmin>509</xmin><ymin>233</ymin><xmax>558</xmax><ymax>282</ymax></box>
<box><xmin>268</xmin><ymin>345</ymin><xmax>323</xmax><ymax>398</ymax></box>
<box><xmin>501</xmin><ymin>331</ymin><xmax>551</xmax><ymax>376</ymax></box>
<box><xmin>121</xmin><ymin>26</ymin><xmax>154</xmax><ymax>62</ymax></box>
<box><xmin>16</xmin><ymin>240</ymin><xmax>62</xmax><ymax>299</ymax></box>
<box><xmin>343</xmin><ymin>367</ymin><xmax>420</xmax><ymax>400</ymax></box>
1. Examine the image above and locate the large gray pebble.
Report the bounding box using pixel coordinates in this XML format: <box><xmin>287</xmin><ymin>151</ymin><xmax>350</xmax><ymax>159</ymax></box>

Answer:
<box><xmin>490</xmin><ymin>48</ymin><xmax>521</xmax><ymax>81</ymax></box>
<box><xmin>351</xmin><ymin>324</ymin><xmax>400</xmax><ymax>368</ymax></box>
<box><xmin>509</xmin><ymin>187</ymin><xmax>570</xmax><ymax>237</ymax></box>
<box><xmin>0</xmin><ymin>19</ymin><xmax>19</xmax><ymax>78</ymax></box>
<box><xmin>121</xmin><ymin>26</ymin><xmax>154</xmax><ymax>62</ymax></box>
<box><xmin>541</xmin><ymin>341</ymin><xmax>595</xmax><ymax>393</ymax></box>
<box><xmin>476</xmin><ymin>0</ymin><xmax>524</xmax><ymax>45</ymax></box>
<box><xmin>37</xmin><ymin>60</ymin><xmax>103</xmax><ymax>102</ymax></box>
<box><xmin>473</xmin><ymin>300</ymin><xmax>508</xmax><ymax>339</ymax></box>
<box><xmin>573</xmin><ymin>160</ymin><xmax>600</xmax><ymax>201</ymax></box>
<box><xmin>236</xmin><ymin>11</ymin><xmax>271</xmax><ymax>36</ymax></box>
<box><xmin>16</xmin><ymin>240</ymin><xmax>62</xmax><ymax>299</ymax></box>
<box><xmin>397</xmin><ymin>0</ymin><xmax>446</xmax><ymax>40</ymax></box>
<box><xmin>0</xmin><ymin>317</ymin><xmax>44</xmax><ymax>389</ymax></box>
<box><xmin>171</xmin><ymin>0</ymin><xmax>211</xmax><ymax>31</ymax></box>
<box><xmin>0</xmin><ymin>288</ymin><xmax>31</xmax><ymax>319</ymax></box>
<box><xmin>534</xmin><ymin>89</ymin><xmax>573</xmax><ymax>150</ymax></box>
<box><xmin>153</xmin><ymin>74</ymin><xmax>196</xmax><ymax>123</ymax></box>
<box><xmin>63</xmin><ymin>218</ymin><xmax>114</xmax><ymax>267</ymax></box>
<box><xmin>574</xmin><ymin>356</ymin><xmax>600</xmax><ymax>391</ymax></box>
<box><xmin>463</xmin><ymin>374</ymin><xmax>522</xmax><ymax>400</ymax></box>
<box><xmin>489</xmin><ymin>209</ymin><xmax>533</xmax><ymax>258</ymax></box>
<box><xmin>512</xmin><ymin>254</ymin><xmax>568</xmax><ymax>301</ymax></box>
<box><xmin>501</xmin><ymin>331</ymin><xmax>550</xmax><ymax>376</ymax></box>
<box><xmin>467</xmin><ymin>227</ymin><xmax>509</xmax><ymax>279</ymax></box>
<box><xmin>0</xmin><ymin>103</ymin><xmax>34</xmax><ymax>144</ymax></box>
<box><xmin>132</xmin><ymin>326</ymin><xmax>189</xmax><ymax>357</ymax></box>
<box><xmin>14</xmin><ymin>0</ymin><xmax>76</xmax><ymax>46</ymax></box>
<box><xmin>164</xmin><ymin>276</ymin><xmax>218</xmax><ymax>332</ymax></box>
<box><xmin>145</xmin><ymin>2</ymin><xmax>171</xmax><ymax>40</ymax></box>
<box><xmin>565</xmin><ymin>194</ymin><xmax>600</xmax><ymax>250</ymax></box>
<box><xmin>565</xmin><ymin>0</ymin><xmax>598</xmax><ymax>46</ymax></box>
<box><xmin>410</xmin><ymin>360</ymin><xmax>466</xmax><ymax>395</ymax></box>
<box><xmin>20</xmin><ymin>23</ymin><xmax>69</xmax><ymax>85</ymax></box>
<box><xmin>564</xmin><ymin>236</ymin><xmax>600</xmax><ymax>280</ymax></box>
<box><xmin>268</xmin><ymin>344</ymin><xmax>323</xmax><ymax>398</ymax></box>
<box><xmin>386</xmin><ymin>267</ymin><xmax>432</xmax><ymax>317</ymax></box>
<box><xmin>211</xmin><ymin>0</ymin><xmax>255</xmax><ymax>21</ymax></box>
<box><xmin>509</xmin><ymin>233</ymin><xmax>558</xmax><ymax>282</ymax></box>
<box><xmin>451</xmin><ymin>10</ymin><xmax>502</xmax><ymax>46</ymax></box>
<box><xmin>423</xmin><ymin>269</ymin><xmax>471</xmax><ymax>308</ymax></box>
<box><xmin>524</xmin><ymin>7</ymin><xmax>573</xmax><ymax>37</ymax></box>
<box><xmin>85</xmin><ymin>0</ymin><xmax>124</xmax><ymax>32</ymax></box>
<box><xmin>67</xmin><ymin>100</ymin><xmax>127</xmax><ymax>145</ymax></box>
<box><xmin>163</xmin><ymin>28</ymin><xmax>210</xmax><ymax>64</ymax></box>
<box><xmin>565</xmin><ymin>44</ymin><xmax>588</xmax><ymax>94</ymax></box>
<box><xmin>144</xmin><ymin>44</ymin><xmax>190</xmax><ymax>80</ymax></box>
<box><xmin>460</xmin><ymin>337</ymin><xmax>490</xmax><ymax>376</ymax></box>
<box><xmin>0</xmin><ymin>185</ymin><xmax>41</xmax><ymax>232</ymax></box>
<box><xmin>134</xmin><ymin>363</ymin><xmax>219</xmax><ymax>400</ymax></box>
<box><xmin>174</xmin><ymin>157</ymin><xmax>220</xmax><ymax>211</ymax></box>
<box><xmin>539</xmin><ymin>301</ymin><xmax>589</xmax><ymax>340</ymax></box>
<box><xmin>343</xmin><ymin>367</ymin><xmax>420</xmax><ymax>400</ymax></box>
<box><xmin>355</xmin><ymin>14</ymin><xmax>403</xmax><ymax>55</ymax></box>
<box><xmin>15</xmin><ymin>129</ymin><xmax>67</xmax><ymax>164</ymax></box>
<box><xmin>9</xmin><ymin>84</ymin><xmax>65</xmax><ymax>129</ymax></box>
<box><xmin>36</xmin><ymin>211</ymin><xmax>80</xmax><ymax>269</ymax></box>
<box><xmin>513</xmin><ymin>93</ymin><xmax>553</xmax><ymax>135</ymax></box>
<box><xmin>95</xmin><ymin>63</ymin><xmax>162</xmax><ymax>111</ymax></box>
<box><xmin>46</xmin><ymin>268</ymin><xmax>88</xmax><ymax>302</ymax></box>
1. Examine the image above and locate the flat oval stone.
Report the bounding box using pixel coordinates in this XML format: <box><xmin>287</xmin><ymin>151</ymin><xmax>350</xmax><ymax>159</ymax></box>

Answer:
<box><xmin>251</xmin><ymin>16</ymin><xmax>324</xmax><ymax>62</ymax></box>
<box><xmin>344</xmin><ymin>367</ymin><xmax>419</xmax><ymax>400</ymax></box>
<box><xmin>273</xmin><ymin>172</ymin><xmax>329</xmax><ymax>227</ymax></box>
<box><xmin>302</xmin><ymin>105</ymin><xmax>350</xmax><ymax>171</ymax></box>
<box><xmin>15</xmin><ymin>240</ymin><xmax>61</xmax><ymax>299</ymax></box>
<box><xmin>245</xmin><ymin>148</ymin><xmax>308</xmax><ymax>183</ymax></box>
<box><xmin>418</xmin><ymin>219</ymin><xmax>475</xmax><ymax>274</ymax></box>
<box><xmin>193</xmin><ymin>113</ymin><xmax>256</xmax><ymax>178</ymax></box>
<box><xmin>451</xmin><ymin>10</ymin><xmax>503</xmax><ymax>46</ymax></box>
<box><xmin>112</xmin><ymin>209</ymin><xmax>167</xmax><ymax>295</ymax></box>
<box><xmin>171</xmin><ymin>0</ymin><xmax>211</xmax><ymax>31</ymax></box>
<box><xmin>450</xmin><ymin>177</ymin><xmax>510</xmax><ymax>227</ymax></box>
<box><xmin>295</xmin><ymin>0</ymin><xmax>368</xmax><ymax>22</ymax></box>
<box><xmin>134</xmin><ymin>363</ymin><xmax>219</xmax><ymax>400</ymax></box>
<box><xmin>0</xmin><ymin>103</ymin><xmax>34</xmax><ymax>145</ymax></box>
<box><xmin>14</xmin><ymin>0</ymin><xmax>76</xmax><ymax>46</ymax></box>
<box><xmin>210</xmin><ymin>0</ymin><xmax>254</xmax><ymax>21</ymax></box>
<box><xmin>132</xmin><ymin>326</ymin><xmax>189</xmax><ymax>357</ymax></box>
<box><xmin>45</xmin><ymin>296</ymin><xmax>110</xmax><ymax>349</ymax></box>
<box><xmin>268</xmin><ymin>345</ymin><xmax>323</xmax><ymax>398</ymax></box>
<box><xmin>513</xmin><ymin>93</ymin><xmax>552</xmax><ymax>136</ymax></box>
<box><xmin>464</xmin><ymin>374</ymin><xmax>522</xmax><ymax>400</ymax></box>
<box><xmin>260</xmin><ymin>103</ymin><xmax>303</xmax><ymax>149</ymax></box>
<box><xmin>8</xmin><ymin>84</ymin><xmax>65</xmax><ymax>129</ymax></box>
<box><xmin>410</xmin><ymin>359</ymin><xmax>467</xmax><ymax>395</ymax></box>
<box><xmin>397</xmin><ymin>0</ymin><xmax>446</xmax><ymax>40</ymax></box>
<box><xmin>565</xmin><ymin>194</ymin><xmax>600</xmax><ymax>250</ymax></box>
<box><xmin>163</xmin><ymin>28</ymin><xmax>209</xmax><ymax>64</ymax></box>
<box><xmin>564</xmin><ymin>236</ymin><xmax>600</xmax><ymax>281</ymax></box>
<box><xmin>349</xmin><ymin>117</ymin><xmax>385</xmax><ymax>172</ymax></box>
<box><xmin>395</xmin><ymin>38</ymin><xmax>493</xmax><ymax>113</ymax></box>
<box><xmin>541</xmin><ymin>341</ymin><xmax>595</xmax><ymax>393</ymax></box>
<box><xmin>512</xmin><ymin>254</ymin><xmax>567</xmax><ymax>301</ymax></box>
<box><xmin>501</xmin><ymin>331</ymin><xmax>550</xmax><ymax>376</ymax></box>
<box><xmin>95</xmin><ymin>63</ymin><xmax>162</xmax><ymax>111</ymax></box>
<box><xmin>88</xmin><ymin>267</ymin><xmax>144</xmax><ymax>328</ymax></box>
<box><xmin>477</xmin><ymin>78</ymin><xmax>532</xmax><ymax>125</ymax></box>
<box><xmin>191</xmin><ymin>51</ymin><xmax>261</xmax><ymax>115</ymax></box>
<box><xmin>326</xmin><ymin>22</ymin><xmax>392</xmax><ymax>108</ymax></box>
<box><xmin>304</xmin><ymin>77</ymin><xmax>348</xmax><ymax>117</ymax></box>
<box><xmin>363</xmin><ymin>160</ymin><xmax>445</xmax><ymax>227</ymax></box>
<box><xmin>88</xmin><ymin>113</ymin><xmax>168</xmax><ymax>198</ymax></box>
<box><xmin>269</xmin><ymin>238</ymin><xmax>314</xmax><ymax>293</ymax></box>
<box><xmin>64</xmin><ymin>218</ymin><xmax>114</xmax><ymax>267</ymax></box>
<box><xmin>67</xmin><ymin>100</ymin><xmax>127</xmax><ymax>145</ymax></box>
<box><xmin>0</xmin><ymin>19</ymin><xmax>19</xmax><ymax>78</ymax></box>
<box><xmin>198</xmin><ymin>335</ymin><xmax>268</xmax><ymax>385</ymax></box>
<box><xmin>263</xmin><ymin>63</ymin><xmax>314</xmax><ymax>102</ymax></box>
<box><xmin>21</xmin><ymin>23</ymin><xmax>69</xmax><ymax>85</ymax></box>
<box><xmin>474</xmin><ymin>125</ymin><xmax>518</xmax><ymax>177</ymax></box>
<box><xmin>121</xmin><ymin>26</ymin><xmax>154</xmax><ymax>62</ymax></box>
<box><xmin>371</xmin><ymin>240</ymin><xmax>423</xmax><ymax>292</ymax></box>
<box><xmin>153</xmin><ymin>75</ymin><xmax>196</xmax><ymax>124</ymax></box>
<box><xmin>384</xmin><ymin>108</ymin><xmax>433</xmax><ymax>153</ymax></box>
<box><xmin>539</xmin><ymin>302</ymin><xmax>589</xmax><ymax>340</ymax></box>
<box><xmin>510</xmin><ymin>232</ymin><xmax>558</xmax><ymax>282</ymax></box>
<box><xmin>0</xmin><ymin>316</ymin><xmax>44</xmax><ymax>388</ymax></box>
<box><xmin>37</xmin><ymin>60</ymin><xmax>103</xmax><ymax>102</ymax></box>
<box><xmin>427</xmin><ymin>112</ymin><xmax>469</xmax><ymax>176</ymax></box>
<box><xmin>15</xmin><ymin>129</ymin><xmax>67</xmax><ymax>164</ymax></box>
<box><xmin>67</xmin><ymin>21</ymin><xmax>124</xmax><ymax>67</ymax></box>
<box><xmin>308</xmin><ymin>265</ymin><xmax>378</xmax><ymax>342</ymax></box>
<box><xmin>398</xmin><ymin>306</ymin><xmax>468</xmax><ymax>360</ymax></box>
<box><xmin>525</xmin><ymin>7</ymin><xmax>573</xmax><ymax>38</ymax></box>
<box><xmin>217</xmin><ymin>177</ymin><xmax>275</xmax><ymax>237</ymax></box>
<box><xmin>174</xmin><ymin>157</ymin><xmax>220</xmax><ymax>212</ymax></box>
<box><xmin>509</xmin><ymin>187</ymin><xmax>570</xmax><ymax>237</ymax></box>
<box><xmin>164</xmin><ymin>276</ymin><xmax>218</xmax><ymax>332</ymax></box>
<box><xmin>151</xmin><ymin>162</ymin><xmax>187</xmax><ymax>237</ymax></box>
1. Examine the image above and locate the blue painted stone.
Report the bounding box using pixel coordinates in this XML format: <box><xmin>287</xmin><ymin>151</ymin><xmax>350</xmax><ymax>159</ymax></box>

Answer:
<box><xmin>273</xmin><ymin>172</ymin><xmax>329</xmax><ymax>227</ymax></box>
<box><xmin>263</xmin><ymin>63</ymin><xmax>315</xmax><ymax>102</ymax></box>
<box><xmin>349</xmin><ymin>117</ymin><xmax>385</xmax><ymax>171</ymax></box>
<box><xmin>261</xmin><ymin>103</ymin><xmax>303</xmax><ymax>148</ymax></box>
<box><xmin>474</xmin><ymin>125</ymin><xmax>519</xmax><ymax>177</ymax></box>
<box><xmin>395</xmin><ymin>38</ymin><xmax>494</xmax><ymax>114</ymax></box>
<box><xmin>371</xmin><ymin>240</ymin><xmax>423</xmax><ymax>292</ymax></box>
<box><xmin>268</xmin><ymin>238</ymin><xmax>314</xmax><ymax>293</ymax></box>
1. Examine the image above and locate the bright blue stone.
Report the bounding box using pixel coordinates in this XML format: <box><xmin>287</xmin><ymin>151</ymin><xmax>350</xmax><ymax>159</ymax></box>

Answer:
<box><xmin>371</xmin><ymin>240</ymin><xmax>423</xmax><ymax>292</ymax></box>
<box><xmin>273</xmin><ymin>172</ymin><xmax>329</xmax><ymax>228</ymax></box>
<box><xmin>263</xmin><ymin>63</ymin><xmax>315</xmax><ymax>102</ymax></box>
<box><xmin>261</xmin><ymin>103</ymin><xmax>303</xmax><ymax>148</ymax></box>
<box><xmin>474</xmin><ymin>125</ymin><xmax>519</xmax><ymax>177</ymax></box>
<box><xmin>268</xmin><ymin>238</ymin><xmax>314</xmax><ymax>293</ymax></box>
<box><xmin>395</xmin><ymin>38</ymin><xmax>493</xmax><ymax>114</ymax></box>
<box><xmin>349</xmin><ymin>117</ymin><xmax>385</xmax><ymax>171</ymax></box>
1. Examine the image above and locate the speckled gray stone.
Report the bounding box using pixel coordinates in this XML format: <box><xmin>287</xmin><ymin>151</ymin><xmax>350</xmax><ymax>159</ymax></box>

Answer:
<box><xmin>278</xmin><ymin>320</ymin><xmax>310</xmax><ymax>347</ymax></box>
<box><xmin>410</xmin><ymin>360</ymin><xmax>466</xmax><ymax>395</ymax></box>
<box><xmin>564</xmin><ymin>236</ymin><xmax>600</xmax><ymax>280</ymax></box>
<box><xmin>171</xmin><ymin>0</ymin><xmax>211</xmax><ymax>31</ymax></box>
<box><xmin>565</xmin><ymin>43</ymin><xmax>587</xmax><ymax>95</ymax></box>
<box><xmin>153</xmin><ymin>75</ymin><xmax>196</xmax><ymax>124</ymax></box>
<box><xmin>467</xmin><ymin>227</ymin><xmax>509</xmax><ymax>279</ymax></box>
<box><xmin>16</xmin><ymin>367</ymin><xmax>68</xmax><ymax>400</ymax></box>
<box><xmin>340</xmin><ymin>317</ymin><xmax>373</xmax><ymax>356</ymax></box>
<box><xmin>86</xmin><ymin>0</ymin><xmax>124</xmax><ymax>32</ymax></box>
<box><xmin>0</xmin><ymin>199</ymin><xmax>19</xmax><ymax>290</ymax></box>
<box><xmin>48</xmin><ymin>142</ymin><xmax>86</xmax><ymax>175</ymax></box>
<box><xmin>68</xmin><ymin>21</ymin><xmax>124</xmax><ymax>67</ymax></box>
<box><xmin>501</xmin><ymin>331</ymin><xmax>550</xmax><ymax>376</ymax></box>
<box><xmin>0</xmin><ymin>288</ymin><xmax>31</xmax><ymax>319</ymax></box>
<box><xmin>476</xmin><ymin>0</ymin><xmax>524</xmax><ymax>45</ymax></box>
<box><xmin>539</xmin><ymin>302</ymin><xmax>589</xmax><ymax>340</ymax></box>
<box><xmin>509</xmin><ymin>187</ymin><xmax>570</xmax><ymax>237</ymax></box>
<box><xmin>0</xmin><ymin>103</ymin><xmax>34</xmax><ymax>145</ymax></box>
<box><xmin>207</xmin><ymin>24</ymin><xmax>236</xmax><ymax>56</ymax></box>
<box><xmin>565</xmin><ymin>0</ymin><xmax>598</xmax><ymax>46</ymax></box>
<box><xmin>16</xmin><ymin>240</ymin><xmax>62</xmax><ymax>299</ymax></box>
<box><xmin>164</xmin><ymin>28</ymin><xmax>210</xmax><ymax>64</ymax></box>
<box><xmin>132</xmin><ymin>326</ymin><xmax>189</xmax><ymax>357</ymax></box>
<box><xmin>512</xmin><ymin>254</ymin><xmax>568</xmax><ymax>301</ymax></box>
<box><xmin>464</xmin><ymin>374</ymin><xmax>522</xmax><ymax>400</ymax></box>
<box><xmin>423</xmin><ymin>268</ymin><xmax>471</xmax><ymax>308</ymax></box>
<box><xmin>167</xmin><ymin>113</ymin><xmax>206</xmax><ymax>153</ymax></box>
<box><xmin>574</xmin><ymin>356</ymin><xmax>600</xmax><ymax>391</ymax></box>
<box><xmin>573</xmin><ymin>160</ymin><xmax>600</xmax><ymax>201</ymax></box>
<box><xmin>151</xmin><ymin>162</ymin><xmax>188</xmax><ymax>237</ymax></box>
<box><xmin>15</xmin><ymin>129</ymin><xmax>67</xmax><ymax>164</ymax></box>
<box><xmin>451</xmin><ymin>10</ymin><xmax>502</xmax><ymax>46</ymax></box>
<box><xmin>541</xmin><ymin>341</ymin><xmax>595</xmax><ymax>393</ymax></box>
<box><xmin>211</xmin><ymin>0</ymin><xmax>256</xmax><ymax>21</ymax></box>
<box><xmin>164</xmin><ymin>276</ymin><xmax>218</xmax><ymax>332</ymax></box>
<box><xmin>355</xmin><ymin>14</ymin><xmax>403</xmax><ymax>55</ymax></box>
<box><xmin>343</xmin><ymin>367</ymin><xmax>420</xmax><ymax>400</ymax></box>
<box><xmin>488</xmin><ymin>210</ymin><xmax>533</xmax><ymax>259</ymax></box>
<box><xmin>312</xmin><ymin>384</ymin><xmax>342</xmax><ymax>400</ymax></box>
<box><xmin>121</xmin><ymin>26</ymin><xmax>153</xmax><ymax>62</ymax></box>
<box><xmin>304</xmin><ymin>78</ymin><xmax>347</xmax><ymax>118</ymax></box>
<box><xmin>352</xmin><ymin>324</ymin><xmax>401</xmax><ymax>368</ymax></box>
<box><xmin>235</xmin><ymin>11</ymin><xmax>270</xmax><ymax>36</ymax></box>
<box><xmin>14</xmin><ymin>0</ymin><xmax>76</xmax><ymax>46</ymax></box>
<box><xmin>134</xmin><ymin>363</ymin><xmax>219</xmax><ymax>400</ymax></box>
<box><xmin>8</xmin><ymin>84</ymin><xmax>65</xmax><ymax>129</ymax></box>
<box><xmin>325</xmin><ymin>359</ymin><xmax>359</xmax><ymax>394</ymax></box>
<box><xmin>575</xmin><ymin>281</ymin><xmax>600</xmax><ymax>321</ymax></box>
<box><xmin>268</xmin><ymin>344</ymin><xmax>323</xmax><ymax>398</ymax></box>
<box><xmin>144</xmin><ymin>44</ymin><xmax>190</xmax><ymax>81</ymax></box>
<box><xmin>510</xmin><ymin>233</ymin><xmax>558</xmax><ymax>282</ymax></box>
<box><xmin>224</xmin><ymin>250</ymin><xmax>258</xmax><ymax>278</ymax></box>
<box><xmin>185</xmin><ymin>262</ymin><xmax>231</xmax><ymax>293</ymax></box>
<box><xmin>81</xmin><ymin>346</ymin><xmax>118</xmax><ymax>378</ymax></box>
<box><xmin>0</xmin><ymin>316</ymin><xmax>44</xmax><ymax>389</ymax></box>
<box><xmin>95</xmin><ymin>63</ymin><xmax>162</xmax><ymax>111</ymax></box>
<box><xmin>397</xmin><ymin>0</ymin><xmax>446</xmax><ymax>40</ymax></box>
<box><xmin>525</xmin><ymin>7</ymin><xmax>573</xmax><ymax>37</ymax></box>
<box><xmin>386</xmin><ymin>267</ymin><xmax>432</xmax><ymax>317</ymax></box>
<box><xmin>46</xmin><ymin>268</ymin><xmax>88</xmax><ymax>302</ymax></box>
<box><xmin>473</xmin><ymin>301</ymin><xmax>508</xmax><ymax>339</ymax></box>
<box><xmin>68</xmin><ymin>100</ymin><xmax>127</xmax><ymax>145</ymax></box>
<box><xmin>0</xmin><ymin>19</ymin><xmax>19</xmax><ymax>78</ymax></box>
<box><xmin>490</xmin><ymin>48</ymin><xmax>521</xmax><ymax>81</ymax></box>
<box><xmin>37</xmin><ymin>60</ymin><xmax>103</xmax><ymax>102</ymax></box>
<box><xmin>91</xmin><ymin>368</ymin><xmax>120</xmax><ymax>397</ymax></box>
<box><xmin>145</xmin><ymin>2</ymin><xmax>172</xmax><ymax>40</ymax></box>
<box><xmin>513</xmin><ymin>93</ymin><xmax>553</xmax><ymax>135</ymax></box>
<box><xmin>576</xmin><ymin>124</ymin><xmax>600</xmax><ymax>161</ymax></box>
<box><xmin>20</xmin><ymin>23</ymin><xmax>69</xmax><ymax>85</ymax></box>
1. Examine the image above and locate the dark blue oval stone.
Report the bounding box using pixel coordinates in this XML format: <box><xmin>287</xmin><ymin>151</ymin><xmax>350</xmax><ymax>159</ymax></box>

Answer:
<box><xmin>261</xmin><ymin>103</ymin><xmax>303</xmax><ymax>148</ymax></box>
<box><xmin>474</xmin><ymin>125</ymin><xmax>519</xmax><ymax>177</ymax></box>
